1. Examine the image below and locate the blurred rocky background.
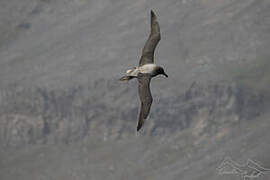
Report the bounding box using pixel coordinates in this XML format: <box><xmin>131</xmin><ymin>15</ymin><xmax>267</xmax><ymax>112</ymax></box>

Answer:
<box><xmin>0</xmin><ymin>0</ymin><xmax>270</xmax><ymax>180</ymax></box>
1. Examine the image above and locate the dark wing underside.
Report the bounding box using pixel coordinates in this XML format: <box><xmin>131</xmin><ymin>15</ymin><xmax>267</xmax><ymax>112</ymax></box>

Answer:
<box><xmin>137</xmin><ymin>73</ymin><xmax>153</xmax><ymax>131</ymax></box>
<box><xmin>139</xmin><ymin>10</ymin><xmax>161</xmax><ymax>67</ymax></box>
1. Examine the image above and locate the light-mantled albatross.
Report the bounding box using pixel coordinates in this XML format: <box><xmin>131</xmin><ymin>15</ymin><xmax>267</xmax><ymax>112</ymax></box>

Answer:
<box><xmin>120</xmin><ymin>10</ymin><xmax>168</xmax><ymax>131</ymax></box>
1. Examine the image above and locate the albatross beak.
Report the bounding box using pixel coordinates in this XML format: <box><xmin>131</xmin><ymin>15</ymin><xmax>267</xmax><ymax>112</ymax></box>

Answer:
<box><xmin>163</xmin><ymin>73</ymin><xmax>168</xmax><ymax>78</ymax></box>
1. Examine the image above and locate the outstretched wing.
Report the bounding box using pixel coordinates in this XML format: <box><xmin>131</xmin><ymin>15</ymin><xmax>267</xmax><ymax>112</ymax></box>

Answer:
<box><xmin>137</xmin><ymin>73</ymin><xmax>153</xmax><ymax>131</ymax></box>
<box><xmin>139</xmin><ymin>10</ymin><xmax>161</xmax><ymax>66</ymax></box>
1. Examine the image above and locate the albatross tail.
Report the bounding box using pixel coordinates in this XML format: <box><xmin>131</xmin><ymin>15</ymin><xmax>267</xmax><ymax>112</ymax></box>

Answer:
<box><xmin>119</xmin><ymin>76</ymin><xmax>135</xmax><ymax>81</ymax></box>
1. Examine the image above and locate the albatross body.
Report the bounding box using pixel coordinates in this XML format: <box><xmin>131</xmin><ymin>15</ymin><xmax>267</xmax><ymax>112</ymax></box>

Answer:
<box><xmin>120</xmin><ymin>10</ymin><xmax>168</xmax><ymax>131</ymax></box>
<box><xmin>125</xmin><ymin>64</ymin><xmax>162</xmax><ymax>77</ymax></box>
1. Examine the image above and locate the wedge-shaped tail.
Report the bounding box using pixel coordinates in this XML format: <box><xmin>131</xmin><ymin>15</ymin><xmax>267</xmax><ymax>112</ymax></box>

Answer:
<box><xmin>119</xmin><ymin>76</ymin><xmax>135</xmax><ymax>81</ymax></box>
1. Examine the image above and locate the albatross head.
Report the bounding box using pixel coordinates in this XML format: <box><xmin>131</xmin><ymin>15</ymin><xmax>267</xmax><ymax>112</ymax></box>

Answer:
<box><xmin>156</xmin><ymin>66</ymin><xmax>168</xmax><ymax>78</ymax></box>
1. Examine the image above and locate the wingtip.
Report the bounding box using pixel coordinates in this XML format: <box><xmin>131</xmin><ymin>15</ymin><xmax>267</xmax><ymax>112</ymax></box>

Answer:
<box><xmin>137</xmin><ymin>121</ymin><xmax>143</xmax><ymax>131</ymax></box>
<box><xmin>150</xmin><ymin>10</ymin><xmax>156</xmax><ymax>17</ymax></box>
<box><xmin>137</xmin><ymin>125</ymin><xmax>141</xmax><ymax>131</ymax></box>
<box><xmin>150</xmin><ymin>10</ymin><xmax>158</xmax><ymax>25</ymax></box>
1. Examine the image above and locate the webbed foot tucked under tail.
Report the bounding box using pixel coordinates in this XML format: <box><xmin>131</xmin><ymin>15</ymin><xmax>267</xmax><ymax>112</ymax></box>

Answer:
<box><xmin>119</xmin><ymin>76</ymin><xmax>135</xmax><ymax>81</ymax></box>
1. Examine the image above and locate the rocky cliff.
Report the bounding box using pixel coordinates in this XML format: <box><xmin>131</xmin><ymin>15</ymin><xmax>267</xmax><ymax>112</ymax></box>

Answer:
<box><xmin>0</xmin><ymin>80</ymin><xmax>265</xmax><ymax>149</ymax></box>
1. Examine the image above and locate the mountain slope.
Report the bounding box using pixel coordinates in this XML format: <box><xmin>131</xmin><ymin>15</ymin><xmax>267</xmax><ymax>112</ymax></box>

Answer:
<box><xmin>1</xmin><ymin>0</ymin><xmax>270</xmax><ymax>180</ymax></box>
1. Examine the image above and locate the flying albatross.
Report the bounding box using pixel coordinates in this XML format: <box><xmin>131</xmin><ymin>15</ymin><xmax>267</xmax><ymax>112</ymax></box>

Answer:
<box><xmin>120</xmin><ymin>10</ymin><xmax>168</xmax><ymax>131</ymax></box>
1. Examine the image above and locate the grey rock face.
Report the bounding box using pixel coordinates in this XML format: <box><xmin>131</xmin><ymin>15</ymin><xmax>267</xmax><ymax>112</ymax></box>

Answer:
<box><xmin>0</xmin><ymin>81</ymin><xmax>264</xmax><ymax>148</ymax></box>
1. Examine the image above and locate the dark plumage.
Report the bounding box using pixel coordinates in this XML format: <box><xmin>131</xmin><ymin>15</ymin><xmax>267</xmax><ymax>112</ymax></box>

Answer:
<box><xmin>139</xmin><ymin>10</ymin><xmax>161</xmax><ymax>66</ymax></box>
<box><xmin>137</xmin><ymin>73</ymin><xmax>153</xmax><ymax>131</ymax></box>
